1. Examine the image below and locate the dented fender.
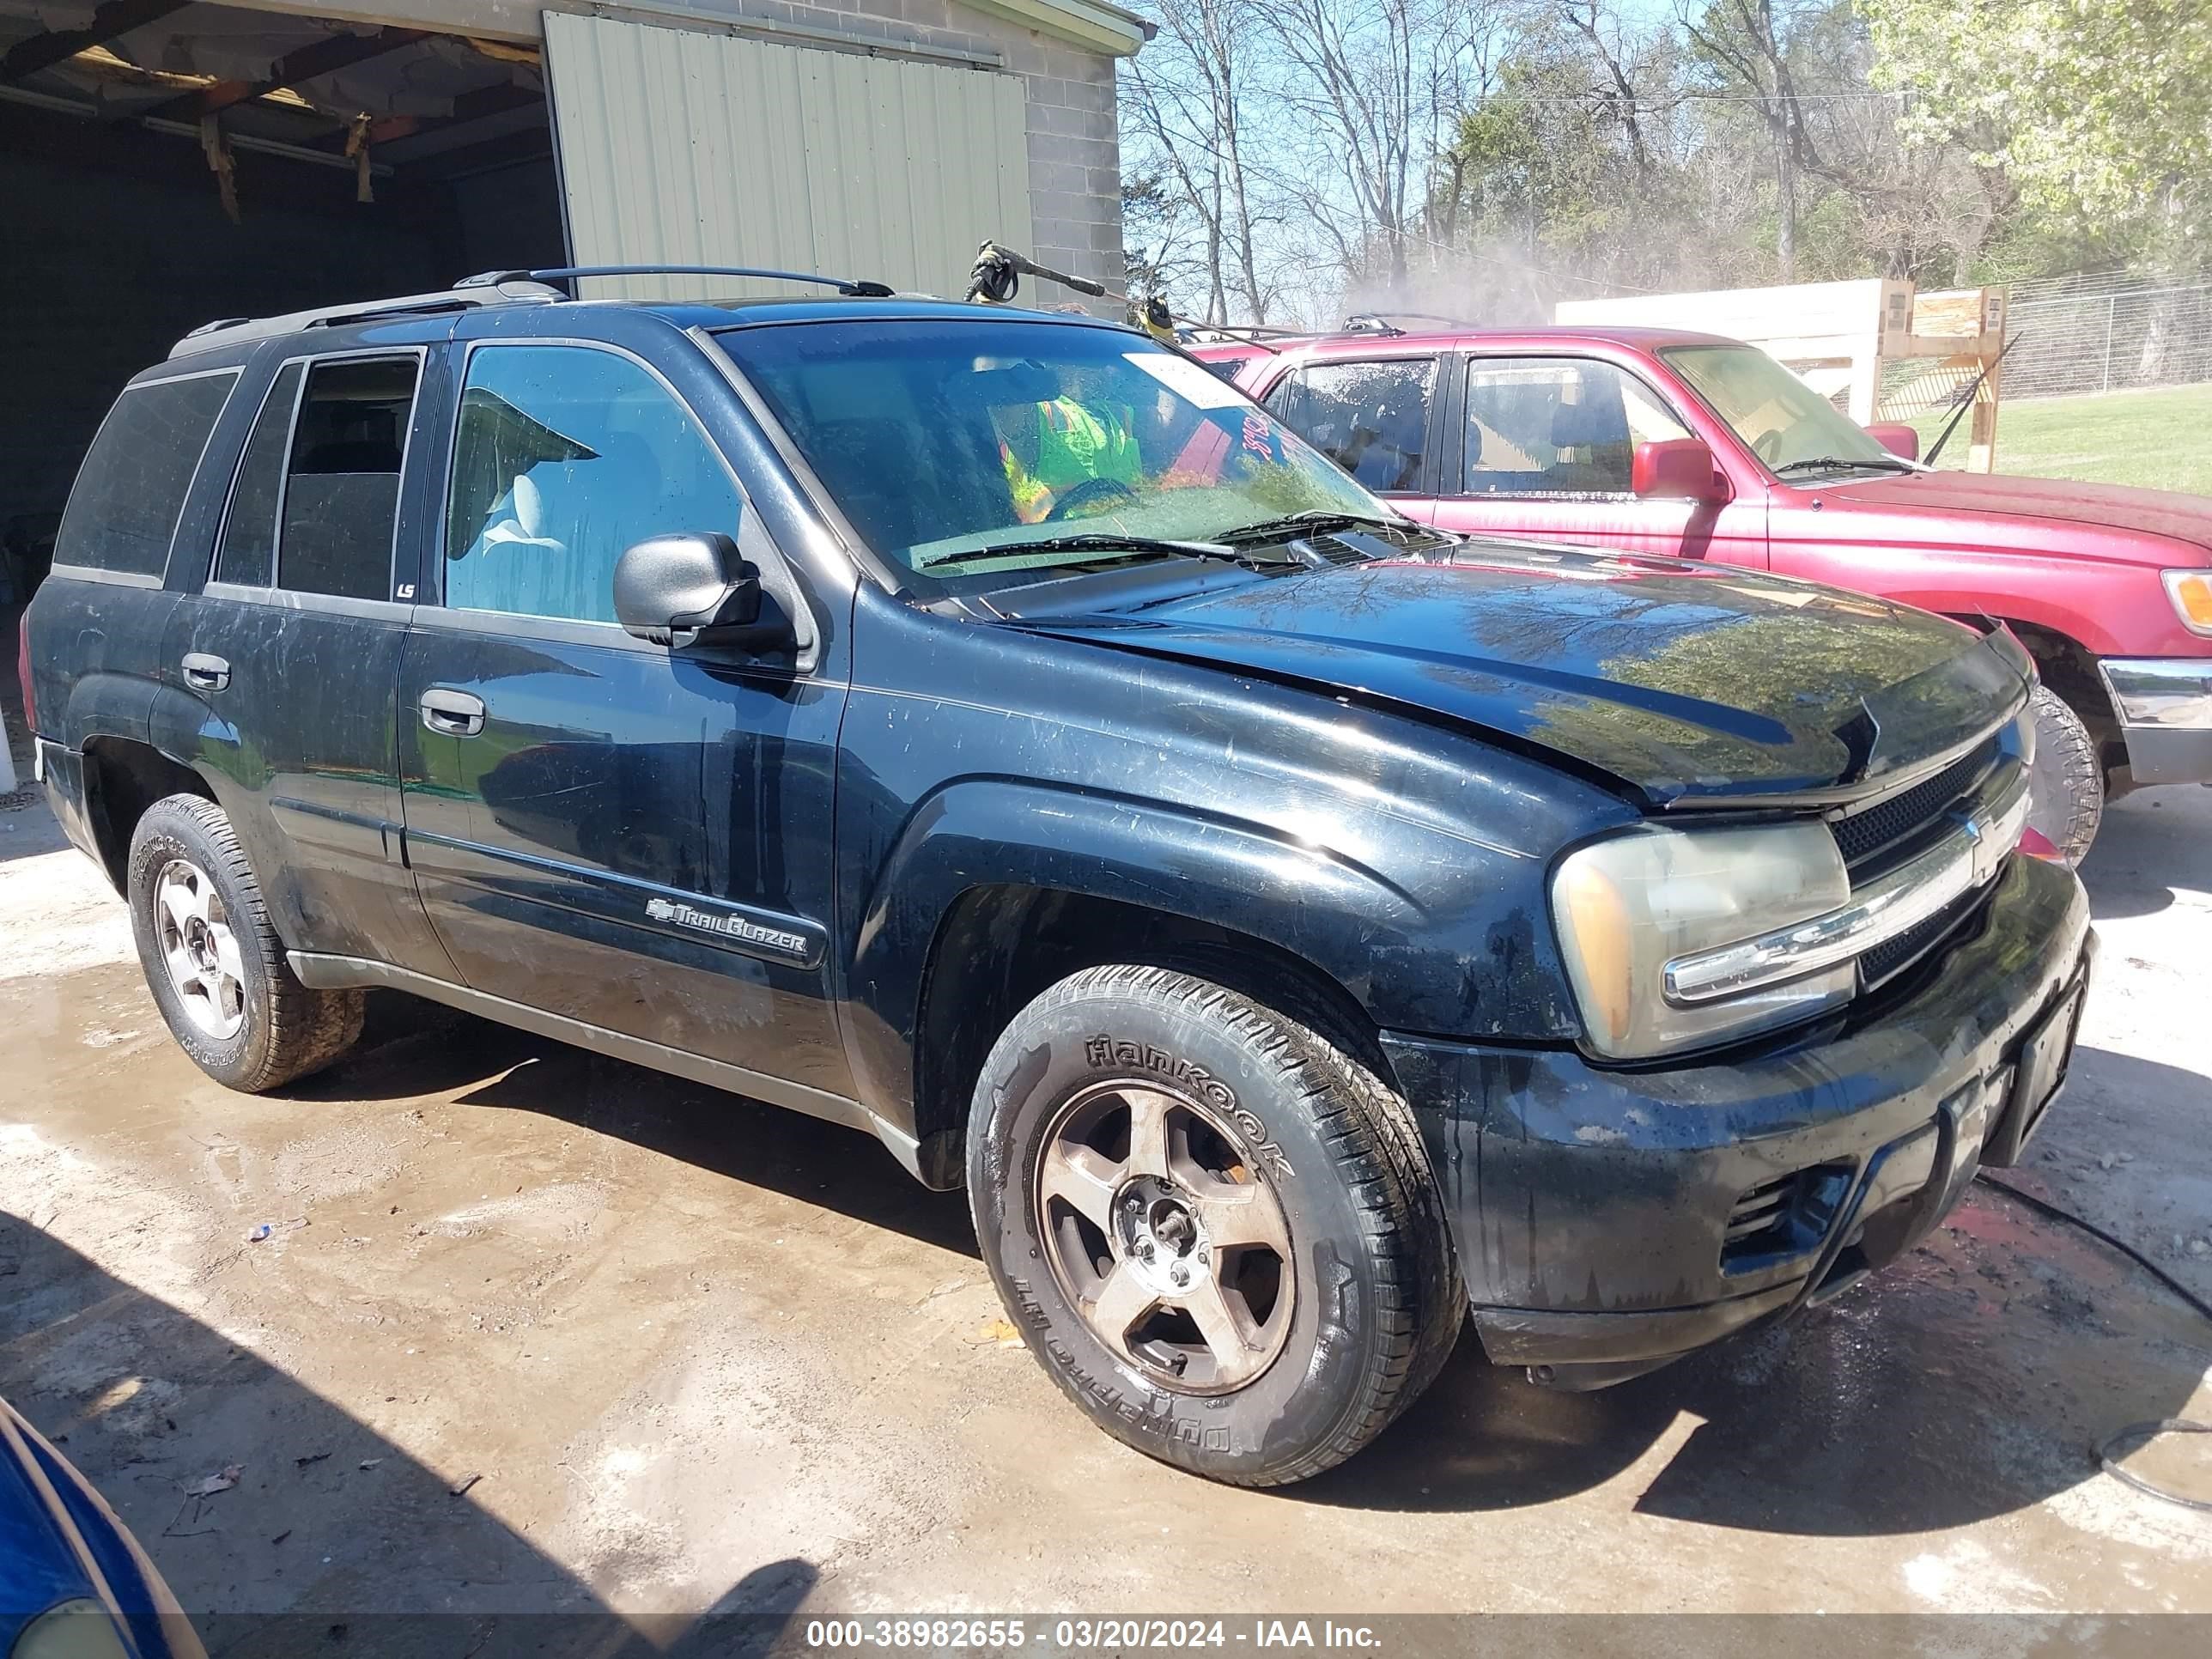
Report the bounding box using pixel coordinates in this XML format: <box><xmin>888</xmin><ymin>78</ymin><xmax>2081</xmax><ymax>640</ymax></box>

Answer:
<box><xmin>840</xmin><ymin>777</ymin><xmax>1428</xmax><ymax>1125</ymax></box>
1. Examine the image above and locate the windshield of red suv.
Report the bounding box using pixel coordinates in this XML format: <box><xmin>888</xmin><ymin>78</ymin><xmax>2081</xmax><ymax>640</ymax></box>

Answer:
<box><xmin>1661</xmin><ymin>343</ymin><xmax>1901</xmax><ymax>477</ymax></box>
<box><xmin>715</xmin><ymin>317</ymin><xmax>1384</xmax><ymax>591</ymax></box>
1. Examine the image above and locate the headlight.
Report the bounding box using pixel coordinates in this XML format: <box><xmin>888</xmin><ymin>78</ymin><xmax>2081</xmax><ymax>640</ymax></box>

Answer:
<box><xmin>1551</xmin><ymin>821</ymin><xmax>1851</xmax><ymax>1060</ymax></box>
<box><xmin>2164</xmin><ymin>569</ymin><xmax>2212</xmax><ymax>637</ymax></box>
<box><xmin>11</xmin><ymin>1602</ymin><xmax>131</xmax><ymax>1659</ymax></box>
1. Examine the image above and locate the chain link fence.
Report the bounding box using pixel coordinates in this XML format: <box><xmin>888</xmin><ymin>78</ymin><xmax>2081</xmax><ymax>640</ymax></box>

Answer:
<box><xmin>2002</xmin><ymin>275</ymin><xmax>2212</xmax><ymax>401</ymax></box>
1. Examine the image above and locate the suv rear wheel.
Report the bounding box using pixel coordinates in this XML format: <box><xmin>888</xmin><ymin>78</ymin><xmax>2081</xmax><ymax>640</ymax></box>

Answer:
<box><xmin>968</xmin><ymin>964</ymin><xmax>1461</xmax><ymax>1486</ymax></box>
<box><xmin>127</xmin><ymin>794</ymin><xmax>364</xmax><ymax>1091</ymax></box>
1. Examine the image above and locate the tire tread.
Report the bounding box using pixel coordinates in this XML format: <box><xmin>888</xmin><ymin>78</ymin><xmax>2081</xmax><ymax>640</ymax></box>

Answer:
<box><xmin>977</xmin><ymin>962</ymin><xmax>1462</xmax><ymax>1486</ymax></box>
<box><xmin>2028</xmin><ymin>684</ymin><xmax>2103</xmax><ymax>868</ymax></box>
<box><xmin>129</xmin><ymin>794</ymin><xmax>363</xmax><ymax>1091</ymax></box>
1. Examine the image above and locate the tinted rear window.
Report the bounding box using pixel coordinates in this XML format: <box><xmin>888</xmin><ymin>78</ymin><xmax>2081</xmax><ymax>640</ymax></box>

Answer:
<box><xmin>54</xmin><ymin>371</ymin><xmax>239</xmax><ymax>577</ymax></box>
<box><xmin>216</xmin><ymin>362</ymin><xmax>302</xmax><ymax>587</ymax></box>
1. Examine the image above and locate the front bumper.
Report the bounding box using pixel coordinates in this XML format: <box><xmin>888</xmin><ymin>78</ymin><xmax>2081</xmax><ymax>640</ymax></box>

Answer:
<box><xmin>2101</xmin><ymin>657</ymin><xmax>2212</xmax><ymax>784</ymax></box>
<box><xmin>1382</xmin><ymin>854</ymin><xmax>2093</xmax><ymax>1387</ymax></box>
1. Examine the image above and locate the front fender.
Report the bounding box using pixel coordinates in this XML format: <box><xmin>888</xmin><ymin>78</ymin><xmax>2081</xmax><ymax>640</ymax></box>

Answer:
<box><xmin>839</xmin><ymin>777</ymin><xmax>1583</xmax><ymax>1130</ymax></box>
<box><xmin>1883</xmin><ymin>587</ymin><xmax>2134</xmax><ymax>660</ymax></box>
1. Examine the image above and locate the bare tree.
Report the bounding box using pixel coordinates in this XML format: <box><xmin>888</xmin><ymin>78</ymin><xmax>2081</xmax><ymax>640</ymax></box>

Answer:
<box><xmin>1121</xmin><ymin>0</ymin><xmax>2141</xmax><ymax>325</ymax></box>
<box><xmin>1121</xmin><ymin>0</ymin><xmax>1270</xmax><ymax>322</ymax></box>
<box><xmin>1677</xmin><ymin>0</ymin><xmax>1827</xmax><ymax>279</ymax></box>
<box><xmin>1254</xmin><ymin>0</ymin><xmax>1512</xmax><ymax>293</ymax></box>
<box><xmin>1563</xmin><ymin>1</ymin><xmax>1655</xmax><ymax>179</ymax></box>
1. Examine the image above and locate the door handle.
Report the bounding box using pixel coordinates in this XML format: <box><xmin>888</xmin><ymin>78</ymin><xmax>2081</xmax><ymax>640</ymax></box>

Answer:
<box><xmin>181</xmin><ymin>653</ymin><xmax>230</xmax><ymax>691</ymax></box>
<box><xmin>419</xmin><ymin>688</ymin><xmax>486</xmax><ymax>738</ymax></box>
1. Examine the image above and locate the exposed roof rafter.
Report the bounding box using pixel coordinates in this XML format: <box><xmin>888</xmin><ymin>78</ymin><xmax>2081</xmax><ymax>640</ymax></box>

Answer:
<box><xmin>348</xmin><ymin>80</ymin><xmax>543</xmax><ymax>149</ymax></box>
<box><xmin>138</xmin><ymin>26</ymin><xmax>430</xmax><ymax>122</ymax></box>
<box><xmin>0</xmin><ymin>0</ymin><xmax>191</xmax><ymax>85</ymax></box>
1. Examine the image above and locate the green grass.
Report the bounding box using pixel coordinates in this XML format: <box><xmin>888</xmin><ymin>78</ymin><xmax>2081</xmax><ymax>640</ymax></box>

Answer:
<box><xmin>1907</xmin><ymin>383</ymin><xmax>2212</xmax><ymax>495</ymax></box>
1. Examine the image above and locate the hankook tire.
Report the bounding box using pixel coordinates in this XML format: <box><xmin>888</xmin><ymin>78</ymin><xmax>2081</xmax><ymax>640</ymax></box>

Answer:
<box><xmin>968</xmin><ymin>963</ymin><xmax>1462</xmax><ymax>1486</ymax></box>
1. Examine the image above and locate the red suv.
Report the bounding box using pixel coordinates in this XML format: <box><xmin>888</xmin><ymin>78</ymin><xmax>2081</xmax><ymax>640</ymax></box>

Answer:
<box><xmin>1195</xmin><ymin>323</ymin><xmax>2212</xmax><ymax>861</ymax></box>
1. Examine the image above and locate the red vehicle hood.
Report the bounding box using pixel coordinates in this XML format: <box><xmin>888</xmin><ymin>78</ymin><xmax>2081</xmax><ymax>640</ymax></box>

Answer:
<box><xmin>1815</xmin><ymin>471</ymin><xmax>2212</xmax><ymax>562</ymax></box>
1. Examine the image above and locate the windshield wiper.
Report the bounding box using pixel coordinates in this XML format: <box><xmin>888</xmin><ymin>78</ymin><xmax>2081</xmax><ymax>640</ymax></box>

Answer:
<box><xmin>1215</xmin><ymin>508</ymin><xmax>1412</xmax><ymax>545</ymax></box>
<box><xmin>1772</xmin><ymin>455</ymin><xmax>1919</xmax><ymax>477</ymax></box>
<box><xmin>916</xmin><ymin>533</ymin><xmax>1286</xmax><ymax>573</ymax></box>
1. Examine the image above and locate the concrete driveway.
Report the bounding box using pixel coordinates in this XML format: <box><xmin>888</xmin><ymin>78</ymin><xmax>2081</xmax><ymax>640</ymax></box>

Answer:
<box><xmin>2</xmin><ymin>776</ymin><xmax>2209</xmax><ymax>1639</ymax></box>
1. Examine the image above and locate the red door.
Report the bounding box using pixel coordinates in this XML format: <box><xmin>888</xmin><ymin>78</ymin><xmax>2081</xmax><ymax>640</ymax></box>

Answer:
<box><xmin>1415</xmin><ymin>353</ymin><xmax>1770</xmax><ymax>570</ymax></box>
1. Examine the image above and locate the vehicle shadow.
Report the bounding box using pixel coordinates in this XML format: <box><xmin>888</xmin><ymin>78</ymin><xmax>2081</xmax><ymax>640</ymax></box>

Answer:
<box><xmin>2077</xmin><ymin>787</ymin><xmax>2212</xmax><ymax>921</ymax></box>
<box><xmin>1291</xmin><ymin>1182</ymin><xmax>2211</xmax><ymax>1529</ymax></box>
<box><xmin>292</xmin><ymin>999</ymin><xmax>2209</xmax><ymax>1538</ymax></box>
<box><xmin>2063</xmin><ymin>1042</ymin><xmax>2212</xmax><ymax>1131</ymax></box>
<box><xmin>285</xmin><ymin>1005</ymin><xmax>980</xmax><ymax>1261</ymax></box>
<box><xmin>0</xmin><ymin>799</ymin><xmax>68</xmax><ymax>866</ymax></box>
<box><xmin>0</xmin><ymin>1214</ymin><xmax>823</xmax><ymax>1655</ymax></box>
<box><xmin>279</xmin><ymin>985</ymin><xmax>2207</xmax><ymax>1536</ymax></box>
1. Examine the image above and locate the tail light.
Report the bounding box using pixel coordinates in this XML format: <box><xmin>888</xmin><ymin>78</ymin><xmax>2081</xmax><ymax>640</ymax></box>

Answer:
<box><xmin>14</xmin><ymin>606</ymin><xmax>32</xmax><ymax>739</ymax></box>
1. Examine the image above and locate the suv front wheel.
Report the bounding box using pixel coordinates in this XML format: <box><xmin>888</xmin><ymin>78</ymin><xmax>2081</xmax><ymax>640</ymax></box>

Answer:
<box><xmin>127</xmin><ymin>794</ymin><xmax>364</xmax><ymax>1092</ymax></box>
<box><xmin>2024</xmin><ymin>684</ymin><xmax>2104</xmax><ymax>867</ymax></box>
<box><xmin>968</xmin><ymin>963</ymin><xmax>1462</xmax><ymax>1486</ymax></box>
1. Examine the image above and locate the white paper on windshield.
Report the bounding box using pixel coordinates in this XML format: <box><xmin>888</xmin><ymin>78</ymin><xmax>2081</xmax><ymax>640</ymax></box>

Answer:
<box><xmin>1124</xmin><ymin>350</ymin><xmax>1247</xmax><ymax>409</ymax></box>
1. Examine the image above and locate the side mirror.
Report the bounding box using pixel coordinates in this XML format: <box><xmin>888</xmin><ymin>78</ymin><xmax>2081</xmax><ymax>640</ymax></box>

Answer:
<box><xmin>613</xmin><ymin>532</ymin><xmax>788</xmax><ymax>651</ymax></box>
<box><xmin>1632</xmin><ymin>438</ymin><xmax>1728</xmax><ymax>503</ymax></box>
<box><xmin>1863</xmin><ymin>422</ymin><xmax>1921</xmax><ymax>462</ymax></box>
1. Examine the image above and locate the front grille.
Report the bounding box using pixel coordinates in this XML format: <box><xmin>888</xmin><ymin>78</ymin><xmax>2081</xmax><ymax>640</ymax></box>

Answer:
<box><xmin>1831</xmin><ymin>738</ymin><xmax>1997</xmax><ymax>873</ymax></box>
<box><xmin>1856</xmin><ymin>895</ymin><xmax>1972</xmax><ymax>988</ymax></box>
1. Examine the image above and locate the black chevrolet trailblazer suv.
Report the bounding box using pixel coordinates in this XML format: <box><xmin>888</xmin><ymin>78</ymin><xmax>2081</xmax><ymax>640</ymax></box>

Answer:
<box><xmin>21</xmin><ymin>270</ymin><xmax>2094</xmax><ymax>1486</ymax></box>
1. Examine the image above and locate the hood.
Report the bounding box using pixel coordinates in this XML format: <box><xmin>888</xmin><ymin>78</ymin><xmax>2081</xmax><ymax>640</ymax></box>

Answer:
<box><xmin>1016</xmin><ymin>546</ymin><xmax>2032</xmax><ymax>806</ymax></box>
<box><xmin>1810</xmin><ymin>471</ymin><xmax>2212</xmax><ymax>562</ymax></box>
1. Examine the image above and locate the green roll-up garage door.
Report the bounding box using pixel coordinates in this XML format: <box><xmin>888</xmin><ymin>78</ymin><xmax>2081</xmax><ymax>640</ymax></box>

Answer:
<box><xmin>543</xmin><ymin>11</ymin><xmax>1034</xmax><ymax>301</ymax></box>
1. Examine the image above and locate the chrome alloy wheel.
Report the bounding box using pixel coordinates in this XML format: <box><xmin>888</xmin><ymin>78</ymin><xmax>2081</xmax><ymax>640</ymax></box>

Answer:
<box><xmin>1034</xmin><ymin>1079</ymin><xmax>1297</xmax><ymax>1394</ymax></box>
<box><xmin>153</xmin><ymin>859</ymin><xmax>247</xmax><ymax>1040</ymax></box>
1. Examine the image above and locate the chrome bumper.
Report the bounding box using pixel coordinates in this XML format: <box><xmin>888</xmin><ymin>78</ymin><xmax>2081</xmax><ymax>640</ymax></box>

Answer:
<box><xmin>2101</xmin><ymin>658</ymin><xmax>2212</xmax><ymax>784</ymax></box>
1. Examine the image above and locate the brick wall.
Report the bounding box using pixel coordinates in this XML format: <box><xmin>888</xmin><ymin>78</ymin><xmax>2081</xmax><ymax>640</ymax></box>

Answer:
<box><xmin>647</xmin><ymin>0</ymin><xmax>1127</xmax><ymax>315</ymax></box>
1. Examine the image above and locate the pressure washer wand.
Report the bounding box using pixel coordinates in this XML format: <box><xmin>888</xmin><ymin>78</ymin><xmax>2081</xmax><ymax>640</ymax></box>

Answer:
<box><xmin>963</xmin><ymin>240</ymin><xmax>1282</xmax><ymax>352</ymax></box>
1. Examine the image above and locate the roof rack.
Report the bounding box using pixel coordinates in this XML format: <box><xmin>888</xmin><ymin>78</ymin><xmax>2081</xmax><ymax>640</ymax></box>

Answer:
<box><xmin>169</xmin><ymin>276</ymin><xmax>565</xmax><ymax>360</ymax></box>
<box><xmin>463</xmin><ymin>265</ymin><xmax>897</xmax><ymax>298</ymax></box>
<box><xmin>169</xmin><ymin>264</ymin><xmax>898</xmax><ymax>360</ymax></box>
<box><xmin>1336</xmin><ymin>310</ymin><xmax>1483</xmax><ymax>336</ymax></box>
<box><xmin>1380</xmin><ymin>311</ymin><xmax>1484</xmax><ymax>330</ymax></box>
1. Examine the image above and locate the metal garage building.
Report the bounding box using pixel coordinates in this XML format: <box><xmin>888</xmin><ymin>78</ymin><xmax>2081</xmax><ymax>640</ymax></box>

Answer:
<box><xmin>0</xmin><ymin>0</ymin><xmax>1148</xmax><ymax>597</ymax></box>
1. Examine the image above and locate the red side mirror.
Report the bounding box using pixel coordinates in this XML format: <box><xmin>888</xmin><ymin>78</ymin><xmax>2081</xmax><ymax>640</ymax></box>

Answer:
<box><xmin>1864</xmin><ymin>422</ymin><xmax>1921</xmax><ymax>461</ymax></box>
<box><xmin>1632</xmin><ymin>438</ymin><xmax>1727</xmax><ymax>502</ymax></box>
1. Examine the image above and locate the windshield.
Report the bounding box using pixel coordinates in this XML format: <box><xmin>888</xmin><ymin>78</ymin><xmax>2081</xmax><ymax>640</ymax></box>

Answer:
<box><xmin>714</xmin><ymin>317</ymin><xmax>1384</xmax><ymax>591</ymax></box>
<box><xmin>1661</xmin><ymin>343</ymin><xmax>1898</xmax><ymax>477</ymax></box>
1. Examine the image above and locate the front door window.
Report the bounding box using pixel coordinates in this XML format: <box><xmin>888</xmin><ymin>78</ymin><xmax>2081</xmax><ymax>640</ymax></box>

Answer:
<box><xmin>443</xmin><ymin>345</ymin><xmax>744</xmax><ymax>623</ymax></box>
<box><xmin>1462</xmin><ymin>358</ymin><xmax>1688</xmax><ymax>496</ymax></box>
